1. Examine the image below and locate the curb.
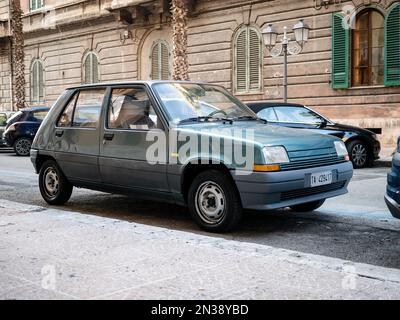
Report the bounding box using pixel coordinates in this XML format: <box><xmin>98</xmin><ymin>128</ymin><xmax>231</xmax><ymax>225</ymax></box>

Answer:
<box><xmin>374</xmin><ymin>160</ymin><xmax>392</xmax><ymax>168</ymax></box>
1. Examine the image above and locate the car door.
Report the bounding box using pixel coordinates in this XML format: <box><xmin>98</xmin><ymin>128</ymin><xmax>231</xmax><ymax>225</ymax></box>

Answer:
<box><xmin>99</xmin><ymin>85</ymin><xmax>169</xmax><ymax>192</ymax></box>
<box><xmin>53</xmin><ymin>88</ymin><xmax>106</xmax><ymax>183</ymax></box>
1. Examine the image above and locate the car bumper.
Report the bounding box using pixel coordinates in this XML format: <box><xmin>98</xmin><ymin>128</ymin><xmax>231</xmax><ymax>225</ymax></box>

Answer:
<box><xmin>385</xmin><ymin>194</ymin><xmax>400</xmax><ymax>219</ymax></box>
<box><xmin>233</xmin><ymin>161</ymin><xmax>354</xmax><ymax>210</ymax></box>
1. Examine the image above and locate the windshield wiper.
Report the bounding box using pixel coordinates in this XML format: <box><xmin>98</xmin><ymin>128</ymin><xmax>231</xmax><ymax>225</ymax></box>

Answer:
<box><xmin>179</xmin><ymin>116</ymin><xmax>233</xmax><ymax>125</ymax></box>
<box><xmin>233</xmin><ymin>116</ymin><xmax>268</xmax><ymax>124</ymax></box>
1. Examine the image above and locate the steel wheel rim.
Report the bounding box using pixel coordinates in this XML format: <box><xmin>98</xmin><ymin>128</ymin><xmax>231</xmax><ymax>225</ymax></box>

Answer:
<box><xmin>15</xmin><ymin>139</ymin><xmax>31</xmax><ymax>156</ymax></box>
<box><xmin>195</xmin><ymin>181</ymin><xmax>226</xmax><ymax>225</ymax></box>
<box><xmin>352</xmin><ymin>144</ymin><xmax>367</xmax><ymax>167</ymax></box>
<box><xmin>43</xmin><ymin>167</ymin><xmax>60</xmax><ymax>198</ymax></box>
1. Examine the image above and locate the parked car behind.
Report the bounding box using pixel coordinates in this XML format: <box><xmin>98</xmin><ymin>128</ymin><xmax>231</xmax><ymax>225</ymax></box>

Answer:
<box><xmin>385</xmin><ymin>137</ymin><xmax>400</xmax><ymax>219</ymax></box>
<box><xmin>0</xmin><ymin>111</ymin><xmax>15</xmax><ymax>147</ymax></box>
<box><xmin>2</xmin><ymin>106</ymin><xmax>50</xmax><ymax>156</ymax></box>
<box><xmin>31</xmin><ymin>82</ymin><xmax>353</xmax><ymax>232</ymax></box>
<box><xmin>247</xmin><ymin>102</ymin><xmax>381</xmax><ymax>169</ymax></box>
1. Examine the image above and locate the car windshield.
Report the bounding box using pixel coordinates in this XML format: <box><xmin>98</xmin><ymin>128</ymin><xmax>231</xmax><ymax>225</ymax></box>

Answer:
<box><xmin>152</xmin><ymin>83</ymin><xmax>257</xmax><ymax>124</ymax></box>
<box><xmin>274</xmin><ymin>106</ymin><xmax>327</xmax><ymax>125</ymax></box>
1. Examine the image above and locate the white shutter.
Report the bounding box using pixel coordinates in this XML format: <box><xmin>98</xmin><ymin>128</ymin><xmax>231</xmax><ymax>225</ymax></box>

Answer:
<box><xmin>236</xmin><ymin>29</ymin><xmax>247</xmax><ymax>92</ymax></box>
<box><xmin>151</xmin><ymin>44</ymin><xmax>161</xmax><ymax>80</ymax></box>
<box><xmin>161</xmin><ymin>43</ymin><xmax>170</xmax><ymax>80</ymax></box>
<box><xmin>235</xmin><ymin>27</ymin><xmax>262</xmax><ymax>93</ymax></box>
<box><xmin>249</xmin><ymin>28</ymin><xmax>261</xmax><ymax>90</ymax></box>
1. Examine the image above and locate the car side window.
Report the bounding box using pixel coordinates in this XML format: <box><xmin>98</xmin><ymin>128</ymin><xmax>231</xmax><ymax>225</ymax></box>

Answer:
<box><xmin>58</xmin><ymin>93</ymin><xmax>78</xmax><ymax>127</ymax></box>
<box><xmin>257</xmin><ymin>108</ymin><xmax>278</xmax><ymax>121</ymax></box>
<box><xmin>58</xmin><ymin>89</ymin><xmax>105</xmax><ymax>128</ymax></box>
<box><xmin>274</xmin><ymin>107</ymin><xmax>323</xmax><ymax>124</ymax></box>
<box><xmin>108</xmin><ymin>87</ymin><xmax>159</xmax><ymax>130</ymax></box>
<box><xmin>33</xmin><ymin>111</ymin><xmax>48</xmax><ymax>121</ymax></box>
<box><xmin>73</xmin><ymin>90</ymin><xmax>105</xmax><ymax>128</ymax></box>
<box><xmin>0</xmin><ymin>113</ymin><xmax>6</xmax><ymax>126</ymax></box>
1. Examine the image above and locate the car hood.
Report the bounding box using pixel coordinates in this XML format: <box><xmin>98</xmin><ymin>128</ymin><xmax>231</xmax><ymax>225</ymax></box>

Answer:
<box><xmin>176</xmin><ymin>122</ymin><xmax>339</xmax><ymax>152</ymax></box>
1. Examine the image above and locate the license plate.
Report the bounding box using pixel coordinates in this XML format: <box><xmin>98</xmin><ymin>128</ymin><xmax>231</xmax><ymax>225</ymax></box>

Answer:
<box><xmin>311</xmin><ymin>171</ymin><xmax>333</xmax><ymax>187</ymax></box>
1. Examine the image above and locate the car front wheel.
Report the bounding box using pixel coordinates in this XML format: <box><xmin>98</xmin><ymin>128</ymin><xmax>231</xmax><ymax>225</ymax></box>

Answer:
<box><xmin>188</xmin><ymin>170</ymin><xmax>242</xmax><ymax>233</ymax></box>
<box><xmin>39</xmin><ymin>160</ymin><xmax>73</xmax><ymax>205</ymax></box>
<box><xmin>348</xmin><ymin>140</ymin><xmax>369</xmax><ymax>169</ymax></box>
<box><xmin>290</xmin><ymin>199</ymin><xmax>326</xmax><ymax>212</ymax></box>
<box><xmin>14</xmin><ymin>137</ymin><xmax>32</xmax><ymax>157</ymax></box>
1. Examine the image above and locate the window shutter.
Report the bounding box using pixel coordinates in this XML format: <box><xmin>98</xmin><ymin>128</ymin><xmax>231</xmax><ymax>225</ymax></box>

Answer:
<box><xmin>151</xmin><ymin>44</ymin><xmax>161</xmax><ymax>80</ymax></box>
<box><xmin>92</xmin><ymin>54</ymin><xmax>99</xmax><ymax>83</ymax></box>
<box><xmin>84</xmin><ymin>55</ymin><xmax>91</xmax><ymax>84</ymax></box>
<box><xmin>249</xmin><ymin>28</ymin><xmax>261</xmax><ymax>90</ymax></box>
<box><xmin>161</xmin><ymin>43</ymin><xmax>170</xmax><ymax>80</ymax></box>
<box><xmin>332</xmin><ymin>13</ymin><xmax>350</xmax><ymax>89</ymax></box>
<box><xmin>236</xmin><ymin>29</ymin><xmax>247</xmax><ymax>92</ymax></box>
<box><xmin>38</xmin><ymin>62</ymin><xmax>44</xmax><ymax>101</ymax></box>
<box><xmin>385</xmin><ymin>3</ymin><xmax>400</xmax><ymax>86</ymax></box>
<box><xmin>32</xmin><ymin>62</ymin><xmax>38</xmax><ymax>103</ymax></box>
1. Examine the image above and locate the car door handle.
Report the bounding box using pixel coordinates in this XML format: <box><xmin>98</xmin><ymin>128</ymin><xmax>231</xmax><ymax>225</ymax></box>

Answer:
<box><xmin>103</xmin><ymin>133</ymin><xmax>115</xmax><ymax>141</ymax></box>
<box><xmin>55</xmin><ymin>130</ymin><xmax>64</xmax><ymax>137</ymax></box>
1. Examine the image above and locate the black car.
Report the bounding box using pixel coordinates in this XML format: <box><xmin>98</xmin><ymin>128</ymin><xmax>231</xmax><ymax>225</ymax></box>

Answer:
<box><xmin>248</xmin><ymin>103</ymin><xmax>381</xmax><ymax>169</ymax></box>
<box><xmin>0</xmin><ymin>111</ymin><xmax>15</xmax><ymax>147</ymax></box>
<box><xmin>2</xmin><ymin>106</ymin><xmax>50</xmax><ymax>156</ymax></box>
<box><xmin>385</xmin><ymin>137</ymin><xmax>400</xmax><ymax>219</ymax></box>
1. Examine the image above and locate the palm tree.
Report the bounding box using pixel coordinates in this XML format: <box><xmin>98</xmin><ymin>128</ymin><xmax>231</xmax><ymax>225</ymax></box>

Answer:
<box><xmin>10</xmin><ymin>0</ymin><xmax>26</xmax><ymax>109</ymax></box>
<box><xmin>171</xmin><ymin>0</ymin><xmax>189</xmax><ymax>81</ymax></box>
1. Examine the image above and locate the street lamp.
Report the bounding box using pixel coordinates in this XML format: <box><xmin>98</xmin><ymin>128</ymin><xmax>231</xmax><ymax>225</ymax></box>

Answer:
<box><xmin>262</xmin><ymin>19</ymin><xmax>310</xmax><ymax>102</ymax></box>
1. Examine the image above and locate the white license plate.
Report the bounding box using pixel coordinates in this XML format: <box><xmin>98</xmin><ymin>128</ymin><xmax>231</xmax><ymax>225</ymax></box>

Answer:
<box><xmin>311</xmin><ymin>171</ymin><xmax>333</xmax><ymax>187</ymax></box>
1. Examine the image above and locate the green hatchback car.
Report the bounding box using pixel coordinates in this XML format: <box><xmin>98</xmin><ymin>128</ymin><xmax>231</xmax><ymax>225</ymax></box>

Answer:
<box><xmin>31</xmin><ymin>81</ymin><xmax>353</xmax><ymax>232</ymax></box>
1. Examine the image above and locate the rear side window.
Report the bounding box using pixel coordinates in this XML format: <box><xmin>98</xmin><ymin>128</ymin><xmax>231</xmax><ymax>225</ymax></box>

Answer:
<box><xmin>33</xmin><ymin>111</ymin><xmax>48</xmax><ymax>121</ymax></box>
<box><xmin>57</xmin><ymin>89</ymin><xmax>105</xmax><ymax>128</ymax></box>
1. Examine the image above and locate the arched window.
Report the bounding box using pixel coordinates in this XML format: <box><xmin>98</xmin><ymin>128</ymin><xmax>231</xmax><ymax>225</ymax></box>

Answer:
<box><xmin>151</xmin><ymin>41</ymin><xmax>170</xmax><ymax>80</ymax></box>
<box><xmin>83</xmin><ymin>52</ymin><xmax>100</xmax><ymax>84</ymax></box>
<box><xmin>31</xmin><ymin>60</ymin><xmax>44</xmax><ymax>104</ymax></box>
<box><xmin>234</xmin><ymin>26</ymin><xmax>263</xmax><ymax>93</ymax></box>
<box><xmin>352</xmin><ymin>9</ymin><xmax>385</xmax><ymax>86</ymax></box>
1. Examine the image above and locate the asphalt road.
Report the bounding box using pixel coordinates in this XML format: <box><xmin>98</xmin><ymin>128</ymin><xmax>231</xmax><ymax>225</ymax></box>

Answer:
<box><xmin>0</xmin><ymin>150</ymin><xmax>399</xmax><ymax>270</ymax></box>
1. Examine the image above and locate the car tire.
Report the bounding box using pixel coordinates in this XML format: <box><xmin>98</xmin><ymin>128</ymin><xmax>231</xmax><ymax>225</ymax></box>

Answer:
<box><xmin>188</xmin><ymin>170</ymin><xmax>242</xmax><ymax>233</ymax></box>
<box><xmin>290</xmin><ymin>199</ymin><xmax>326</xmax><ymax>212</ymax></box>
<box><xmin>347</xmin><ymin>140</ymin><xmax>370</xmax><ymax>169</ymax></box>
<box><xmin>13</xmin><ymin>137</ymin><xmax>32</xmax><ymax>157</ymax></box>
<box><xmin>39</xmin><ymin>160</ymin><xmax>73</xmax><ymax>205</ymax></box>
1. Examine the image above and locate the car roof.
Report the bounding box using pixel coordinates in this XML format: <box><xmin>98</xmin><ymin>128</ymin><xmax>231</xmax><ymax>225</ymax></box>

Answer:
<box><xmin>66</xmin><ymin>80</ymin><xmax>209</xmax><ymax>90</ymax></box>
<box><xmin>19</xmin><ymin>106</ymin><xmax>50</xmax><ymax>112</ymax></box>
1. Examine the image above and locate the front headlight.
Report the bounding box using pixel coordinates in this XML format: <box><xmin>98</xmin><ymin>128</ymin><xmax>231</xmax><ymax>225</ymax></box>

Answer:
<box><xmin>334</xmin><ymin>141</ymin><xmax>348</xmax><ymax>157</ymax></box>
<box><xmin>6</xmin><ymin>124</ymin><xmax>16</xmax><ymax>132</ymax></box>
<box><xmin>263</xmin><ymin>146</ymin><xmax>290</xmax><ymax>164</ymax></box>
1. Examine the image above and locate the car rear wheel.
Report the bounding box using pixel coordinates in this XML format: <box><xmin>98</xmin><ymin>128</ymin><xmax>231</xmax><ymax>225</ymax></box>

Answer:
<box><xmin>39</xmin><ymin>160</ymin><xmax>73</xmax><ymax>205</ymax></box>
<box><xmin>188</xmin><ymin>170</ymin><xmax>242</xmax><ymax>233</ymax></box>
<box><xmin>14</xmin><ymin>137</ymin><xmax>32</xmax><ymax>157</ymax></box>
<box><xmin>348</xmin><ymin>140</ymin><xmax>369</xmax><ymax>169</ymax></box>
<box><xmin>290</xmin><ymin>199</ymin><xmax>326</xmax><ymax>212</ymax></box>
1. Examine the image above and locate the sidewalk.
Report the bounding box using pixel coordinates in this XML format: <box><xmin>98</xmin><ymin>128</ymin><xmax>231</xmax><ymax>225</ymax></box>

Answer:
<box><xmin>1</xmin><ymin>199</ymin><xmax>400</xmax><ymax>300</ymax></box>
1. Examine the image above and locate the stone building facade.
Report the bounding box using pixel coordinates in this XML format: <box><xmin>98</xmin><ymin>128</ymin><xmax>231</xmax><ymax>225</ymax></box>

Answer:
<box><xmin>0</xmin><ymin>0</ymin><xmax>399</xmax><ymax>148</ymax></box>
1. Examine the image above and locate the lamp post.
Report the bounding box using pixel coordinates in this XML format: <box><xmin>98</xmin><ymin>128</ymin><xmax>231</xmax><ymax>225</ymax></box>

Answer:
<box><xmin>262</xmin><ymin>20</ymin><xmax>310</xmax><ymax>102</ymax></box>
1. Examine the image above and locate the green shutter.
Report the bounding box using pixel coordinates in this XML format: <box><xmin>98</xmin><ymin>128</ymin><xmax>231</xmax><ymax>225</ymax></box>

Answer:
<box><xmin>385</xmin><ymin>3</ymin><xmax>400</xmax><ymax>87</ymax></box>
<box><xmin>332</xmin><ymin>13</ymin><xmax>349</xmax><ymax>89</ymax></box>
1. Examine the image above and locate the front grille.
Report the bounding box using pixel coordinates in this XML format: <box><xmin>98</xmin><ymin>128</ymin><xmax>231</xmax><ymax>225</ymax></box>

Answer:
<box><xmin>281</xmin><ymin>156</ymin><xmax>346</xmax><ymax>171</ymax></box>
<box><xmin>281</xmin><ymin>182</ymin><xmax>346</xmax><ymax>201</ymax></box>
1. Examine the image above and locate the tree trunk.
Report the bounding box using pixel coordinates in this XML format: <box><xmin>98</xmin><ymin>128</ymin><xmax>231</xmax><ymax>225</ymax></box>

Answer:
<box><xmin>10</xmin><ymin>0</ymin><xmax>25</xmax><ymax>109</ymax></box>
<box><xmin>171</xmin><ymin>0</ymin><xmax>189</xmax><ymax>81</ymax></box>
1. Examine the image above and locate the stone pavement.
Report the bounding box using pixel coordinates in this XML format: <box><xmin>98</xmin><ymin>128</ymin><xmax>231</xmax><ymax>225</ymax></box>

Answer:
<box><xmin>1</xmin><ymin>199</ymin><xmax>400</xmax><ymax>300</ymax></box>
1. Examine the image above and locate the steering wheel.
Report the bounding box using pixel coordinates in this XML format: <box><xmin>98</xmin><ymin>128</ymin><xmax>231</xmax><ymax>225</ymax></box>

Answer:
<box><xmin>208</xmin><ymin>109</ymin><xmax>228</xmax><ymax>117</ymax></box>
